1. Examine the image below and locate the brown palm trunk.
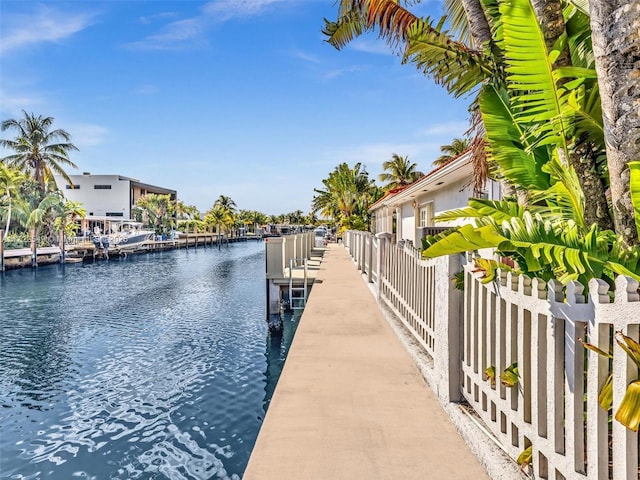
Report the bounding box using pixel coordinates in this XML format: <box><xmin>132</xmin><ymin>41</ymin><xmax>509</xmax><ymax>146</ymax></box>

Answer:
<box><xmin>589</xmin><ymin>0</ymin><xmax>640</xmax><ymax>245</ymax></box>
<box><xmin>460</xmin><ymin>0</ymin><xmax>492</xmax><ymax>47</ymax></box>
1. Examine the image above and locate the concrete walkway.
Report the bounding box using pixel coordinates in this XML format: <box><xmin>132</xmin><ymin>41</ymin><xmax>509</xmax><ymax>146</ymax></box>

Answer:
<box><xmin>244</xmin><ymin>244</ymin><xmax>489</xmax><ymax>480</ymax></box>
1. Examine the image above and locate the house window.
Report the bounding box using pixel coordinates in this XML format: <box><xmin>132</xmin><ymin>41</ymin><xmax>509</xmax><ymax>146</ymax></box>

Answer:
<box><xmin>94</xmin><ymin>184</ymin><xmax>112</xmax><ymax>189</ymax></box>
<box><xmin>65</xmin><ymin>184</ymin><xmax>80</xmax><ymax>189</ymax></box>
<box><xmin>419</xmin><ymin>204</ymin><xmax>433</xmax><ymax>227</ymax></box>
<box><xmin>106</xmin><ymin>212</ymin><xmax>124</xmax><ymax>217</ymax></box>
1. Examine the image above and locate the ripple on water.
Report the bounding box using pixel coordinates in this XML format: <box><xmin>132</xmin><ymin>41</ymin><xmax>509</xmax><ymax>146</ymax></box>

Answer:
<box><xmin>0</xmin><ymin>244</ymin><xmax>284</xmax><ymax>479</ymax></box>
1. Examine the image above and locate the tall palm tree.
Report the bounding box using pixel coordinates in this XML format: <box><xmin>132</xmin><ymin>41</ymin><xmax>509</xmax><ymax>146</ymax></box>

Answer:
<box><xmin>0</xmin><ymin>163</ymin><xmax>25</xmax><ymax>240</ymax></box>
<box><xmin>13</xmin><ymin>192</ymin><xmax>62</xmax><ymax>267</ymax></box>
<box><xmin>214</xmin><ymin>195</ymin><xmax>237</xmax><ymax>214</ymax></box>
<box><xmin>313</xmin><ymin>162</ymin><xmax>376</xmax><ymax>229</ymax></box>
<box><xmin>378</xmin><ymin>153</ymin><xmax>423</xmax><ymax>190</ymax></box>
<box><xmin>204</xmin><ymin>206</ymin><xmax>231</xmax><ymax>249</ymax></box>
<box><xmin>0</xmin><ymin>111</ymin><xmax>78</xmax><ymax>192</ymax></box>
<box><xmin>433</xmin><ymin>138</ymin><xmax>471</xmax><ymax>167</ymax></box>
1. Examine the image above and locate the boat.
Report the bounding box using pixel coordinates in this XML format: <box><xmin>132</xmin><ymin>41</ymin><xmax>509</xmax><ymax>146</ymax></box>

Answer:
<box><xmin>92</xmin><ymin>222</ymin><xmax>155</xmax><ymax>253</ymax></box>
<box><xmin>64</xmin><ymin>256</ymin><xmax>84</xmax><ymax>264</ymax></box>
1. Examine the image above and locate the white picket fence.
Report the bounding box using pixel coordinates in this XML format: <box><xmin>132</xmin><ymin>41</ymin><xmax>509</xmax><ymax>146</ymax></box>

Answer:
<box><xmin>343</xmin><ymin>230</ymin><xmax>640</xmax><ymax>480</ymax></box>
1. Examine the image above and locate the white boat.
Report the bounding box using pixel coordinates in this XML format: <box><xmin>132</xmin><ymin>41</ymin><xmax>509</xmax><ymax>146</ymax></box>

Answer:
<box><xmin>92</xmin><ymin>222</ymin><xmax>155</xmax><ymax>252</ymax></box>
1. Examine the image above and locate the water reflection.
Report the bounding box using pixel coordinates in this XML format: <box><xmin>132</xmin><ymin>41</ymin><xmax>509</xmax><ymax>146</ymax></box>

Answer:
<box><xmin>262</xmin><ymin>312</ymin><xmax>301</xmax><ymax>413</ymax></box>
<box><xmin>0</xmin><ymin>243</ymin><xmax>300</xmax><ymax>480</ymax></box>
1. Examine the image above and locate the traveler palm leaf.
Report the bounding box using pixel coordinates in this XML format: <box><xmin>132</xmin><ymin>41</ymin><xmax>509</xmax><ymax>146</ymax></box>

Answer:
<box><xmin>499</xmin><ymin>0</ymin><xmax>596</xmax><ymax>152</ymax></box>
<box><xmin>423</xmin><ymin>211</ymin><xmax>640</xmax><ymax>286</ymax></box>
<box><xmin>479</xmin><ymin>84</ymin><xmax>550</xmax><ymax>190</ymax></box>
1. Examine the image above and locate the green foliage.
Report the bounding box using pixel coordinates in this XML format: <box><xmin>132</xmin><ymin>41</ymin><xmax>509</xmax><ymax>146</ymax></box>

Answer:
<box><xmin>3</xmin><ymin>231</ymin><xmax>49</xmax><ymax>249</ymax></box>
<box><xmin>517</xmin><ymin>445</ymin><xmax>533</xmax><ymax>468</ymax></box>
<box><xmin>136</xmin><ymin>193</ymin><xmax>175</xmax><ymax>234</ymax></box>
<box><xmin>500</xmin><ymin>362</ymin><xmax>519</xmax><ymax>388</ymax></box>
<box><xmin>629</xmin><ymin>162</ymin><xmax>640</xmax><ymax>236</ymax></box>
<box><xmin>583</xmin><ymin>332</ymin><xmax>640</xmax><ymax>432</ymax></box>
<box><xmin>425</xmin><ymin>208</ymin><xmax>640</xmax><ymax>286</ymax></box>
<box><xmin>378</xmin><ymin>153</ymin><xmax>423</xmax><ymax>190</ymax></box>
<box><xmin>472</xmin><ymin>257</ymin><xmax>517</xmax><ymax>283</ymax></box>
<box><xmin>1</xmin><ymin>110</ymin><xmax>78</xmax><ymax>189</ymax></box>
<box><xmin>484</xmin><ymin>365</ymin><xmax>496</xmax><ymax>387</ymax></box>
<box><xmin>312</xmin><ymin>162</ymin><xmax>376</xmax><ymax>231</ymax></box>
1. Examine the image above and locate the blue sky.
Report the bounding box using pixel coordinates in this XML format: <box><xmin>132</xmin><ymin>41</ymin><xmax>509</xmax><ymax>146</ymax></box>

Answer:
<box><xmin>0</xmin><ymin>0</ymin><xmax>471</xmax><ymax>215</ymax></box>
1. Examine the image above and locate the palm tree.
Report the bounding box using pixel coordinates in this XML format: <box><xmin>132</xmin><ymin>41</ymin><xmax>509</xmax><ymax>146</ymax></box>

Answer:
<box><xmin>13</xmin><ymin>192</ymin><xmax>62</xmax><ymax>267</ymax></box>
<box><xmin>136</xmin><ymin>193</ymin><xmax>175</xmax><ymax>234</ymax></box>
<box><xmin>176</xmin><ymin>200</ymin><xmax>199</xmax><ymax>221</ymax></box>
<box><xmin>589</xmin><ymin>0</ymin><xmax>640</xmax><ymax>245</ymax></box>
<box><xmin>214</xmin><ymin>195</ymin><xmax>237</xmax><ymax>214</ymax></box>
<box><xmin>0</xmin><ymin>163</ymin><xmax>25</xmax><ymax>240</ymax></box>
<box><xmin>378</xmin><ymin>153</ymin><xmax>423</xmax><ymax>190</ymax></box>
<box><xmin>54</xmin><ymin>200</ymin><xmax>86</xmax><ymax>238</ymax></box>
<box><xmin>313</xmin><ymin>162</ymin><xmax>377</xmax><ymax>230</ymax></box>
<box><xmin>433</xmin><ymin>138</ymin><xmax>470</xmax><ymax>167</ymax></box>
<box><xmin>0</xmin><ymin>111</ymin><xmax>78</xmax><ymax>192</ymax></box>
<box><xmin>204</xmin><ymin>206</ymin><xmax>231</xmax><ymax>249</ymax></box>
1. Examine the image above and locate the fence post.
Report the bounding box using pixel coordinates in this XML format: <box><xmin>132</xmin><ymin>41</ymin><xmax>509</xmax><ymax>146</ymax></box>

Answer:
<box><xmin>375</xmin><ymin>233</ymin><xmax>392</xmax><ymax>301</ymax></box>
<box><xmin>433</xmin><ymin>254</ymin><xmax>462</xmax><ymax>403</ymax></box>
<box><xmin>359</xmin><ymin>233</ymin><xmax>363</xmax><ymax>267</ymax></box>
<box><xmin>367</xmin><ymin>233</ymin><xmax>374</xmax><ymax>283</ymax></box>
<box><xmin>0</xmin><ymin>229</ymin><xmax>4</xmax><ymax>272</ymax></box>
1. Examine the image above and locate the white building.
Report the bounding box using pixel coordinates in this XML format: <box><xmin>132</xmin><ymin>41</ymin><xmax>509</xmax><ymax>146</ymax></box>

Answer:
<box><xmin>370</xmin><ymin>151</ymin><xmax>501</xmax><ymax>247</ymax></box>
<box><xmin>54</xmin><ymin>172</ymin><xmax>177</xmax><ymax>223</ymax></box>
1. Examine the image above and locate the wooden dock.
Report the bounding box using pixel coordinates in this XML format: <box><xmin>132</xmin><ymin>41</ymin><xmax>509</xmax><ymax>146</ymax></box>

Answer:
<box><xmin>1</xmin><ymin>234</ymin><xmax>263</xmax><ymax>270</ymax></box>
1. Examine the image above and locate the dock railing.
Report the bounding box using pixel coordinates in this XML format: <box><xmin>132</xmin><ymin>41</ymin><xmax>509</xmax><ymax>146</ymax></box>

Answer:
<box><xmin>265</xmin><ymin>231</ymin><xmax>314</xmax><ymax>318</ymax></box>
<box><xmin>265</xmin><ymin>231</ymin><xmax>314</xmax><ymax>280</ymax></box>
<box><xmin>343</xmin><ymin>229</ymin><xmax>640</xmax><ymax>480</ymax></box>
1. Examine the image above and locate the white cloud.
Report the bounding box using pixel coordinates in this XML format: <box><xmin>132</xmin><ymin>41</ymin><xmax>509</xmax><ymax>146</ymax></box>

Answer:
<box><xmin>419</xmin><ymin>121</ymin><xmax>470</xmax><ymax>137</ymax></box>
<box><xmin>128</xmin><ymin>0</ymin><xmax>290</xmax><ymax>51</ymax></box>
<box><xmin>349</xmin><ymin>39</ymin><xmax>394</xmax><ymax>56</ymax></box>
<box><xmin>290</xmin><ymin>49</ymin><xmax>321</xmax><ymax>64</ymax></box>
<box><xmin>134</xmin><ymin>85</ymin><xmax>160</xmax><ymax>95</ymax></box>
<box><xmin>323</xmin><ymin>65</ymin><xmax>367</xmax><ymax>80</ymax></box>
<box><xmin>0</xmin><ymin>89</ymin><xmax>44</xmax><ymax>117</ymax></box>
<box><xmin>202</xmin><ymin>0</ymin><xmax>288</xmax><ymax>20</ymax></box>
<box><xmin>0</xmin><ymin>6</ymin><xmax>96</xmax><ymax>55</ymax></box>
<box><xmin>66</xmin><ymin>123</ymin><xmax>109</xmax><ymax>148</ymax></box>
<box><xmin>139</xmin><ymin>12</ymin><xmax>179</xmax><ymax>25</ymax></box>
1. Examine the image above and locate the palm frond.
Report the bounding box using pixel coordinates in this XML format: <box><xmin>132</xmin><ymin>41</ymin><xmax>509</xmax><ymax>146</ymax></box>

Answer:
<box><xmin>404</xmin><ymin>17</ymin><xmax>492</xmax><ymax>97</ymax></box>
<box><xmin>323</xmin><ymin>10</ymin><xmax>368</xmax><ymax>50</ymax></box>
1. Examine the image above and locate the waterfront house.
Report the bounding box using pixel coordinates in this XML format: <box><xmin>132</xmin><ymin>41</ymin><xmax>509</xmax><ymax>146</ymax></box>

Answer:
<box><xmin>369</xmin><ymin>151</ymin><xmax>501</xmax><ymax>247</ymax></box>
<box><xmin>54</xmin><ymin>173</ymin><xmax>177</xmax><ymax>233</ymax></box>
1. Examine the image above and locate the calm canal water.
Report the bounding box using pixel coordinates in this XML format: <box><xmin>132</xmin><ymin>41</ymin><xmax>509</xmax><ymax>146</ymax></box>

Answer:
<box><xmin>0</xmin><ymin>242</ymin><xmax>300</xmax><ymax>480</ymax></box>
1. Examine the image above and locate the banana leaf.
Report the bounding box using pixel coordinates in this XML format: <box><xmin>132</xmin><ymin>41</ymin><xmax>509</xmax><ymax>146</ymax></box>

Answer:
<box><xmin>516</xmin><ymin>445</ymin><xmax>533</xmax><ymax>467</ymax></box>
<box><xmin>629</xmin><ymin>161</ymin><xmax>640</xmax><ymax>237</ymax></box>
<box><xmin>500</xmin><ymin>362</ymin><xmax>519</xmax><ymax>388</ymax></box>
<box><xmin>615</xmin><ymin>380</ymin><xmax>640</xmax><ymax>432</ymax></box>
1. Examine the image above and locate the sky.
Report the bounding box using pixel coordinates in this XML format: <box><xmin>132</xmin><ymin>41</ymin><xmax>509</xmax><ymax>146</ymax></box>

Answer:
<box><xmin>0</xmin><ymin>0</ymin><xmax>472</xmax><ymax>216</ymax></box>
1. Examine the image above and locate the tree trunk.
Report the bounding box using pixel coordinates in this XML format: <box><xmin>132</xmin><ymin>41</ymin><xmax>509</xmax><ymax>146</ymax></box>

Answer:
<box><xmin>3</xmin><ymin>200</ymin><xmax>10</xmax><ymax>240</ymax></box>
<box><xmin>531</xmin><ymin>0</ymin><xmax>614</xmax><ymax>231</ymax></box>
<box><xmin>530</xmin><ymin>0</ymin><xmax>571</xmax><ymax>68</ymax></box>
<box><xmin>589</xmin><ymin>0</ymin><xmax>640</xmax><ymax>245</ymax></box>
<box><xmin>0</xmin><ymin>229</ymin><xmax>4</xmax><ymax>272</ymax></box>
<box><xmin>460</xmin><ymin>0</ymin><xmax>492</xmax><ymax>47</ymax></box>
<box><xmin>30</xmin><ymin>229</ymin><xmax>37</xmax><ymax>268</ymax></box>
